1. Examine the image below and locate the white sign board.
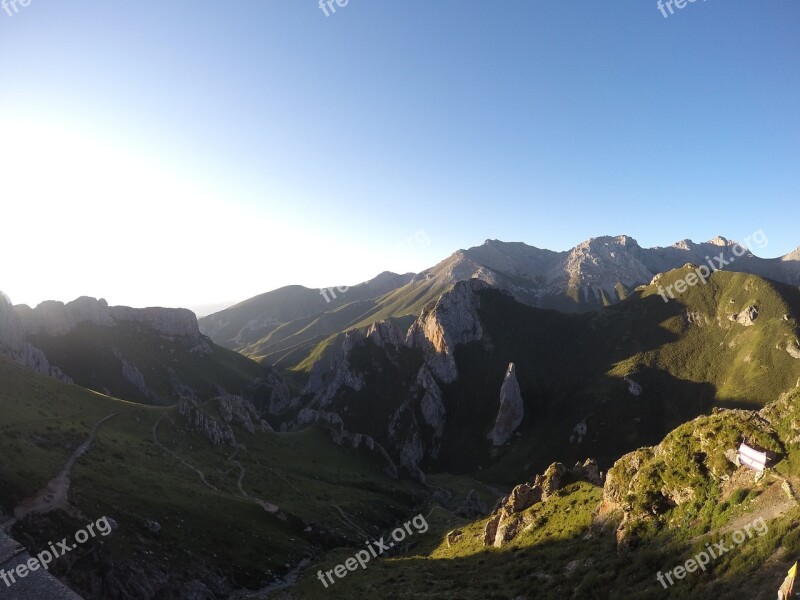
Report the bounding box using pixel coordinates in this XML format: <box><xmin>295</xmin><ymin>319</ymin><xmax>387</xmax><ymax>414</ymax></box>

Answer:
<box><xmin>737</xmin><ymin>443</ymin><xmax>767</xmax><ymax>472</ymax></box>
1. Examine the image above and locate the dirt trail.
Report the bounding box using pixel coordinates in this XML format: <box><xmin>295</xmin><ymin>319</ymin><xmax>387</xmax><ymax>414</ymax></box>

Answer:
<box><xmin>330</xmin><ymin>504</ymin><xmax>369</xmax><ymax>538</ymax></box>
<box><xmin>227</xmin><ymin>446</ymin><xmax>280</xmax><ymax>513</ymax></box>
<box><xmin>13</xmin><ymin>413</ymin><xmax>117</xmax><ymax>523</ymax></box>
<box><xmin>152</xmin><ymin>413</ymin><xmax>219</xmax><ymax>491</ymax></box>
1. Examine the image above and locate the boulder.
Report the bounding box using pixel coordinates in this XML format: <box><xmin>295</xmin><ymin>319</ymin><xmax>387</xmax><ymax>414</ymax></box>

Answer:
<box><xmin>483</xmin><ymin>514</ymin><xmax>501</xmax><ymax>546</ymax></box>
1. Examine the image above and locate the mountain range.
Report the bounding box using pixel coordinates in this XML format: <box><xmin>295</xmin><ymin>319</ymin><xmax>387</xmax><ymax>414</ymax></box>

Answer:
<box><xmin>199</xmin><ymin>235</ymin><xmax>800</xmax><ymax>372</ymax></box>
<box><xmin>2</xmin><ymin>233</ymin><xmax>800</xmax><ymax>599</ymax></box>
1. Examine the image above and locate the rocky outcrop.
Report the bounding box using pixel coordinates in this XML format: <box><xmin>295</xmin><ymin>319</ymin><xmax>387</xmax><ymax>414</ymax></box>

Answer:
<box><xmin>571</xmin><ymin>459</ymin><xmax>603</xmax><ymax>486</ymax></box>
<box><xmin>536</xmin><ymin>462</ymin><xmax>567</xmax><ymax>500</ymax></box>
<box><xmin>416</xmin><ymin>365</ymin><xmax>446</xmax><ymax>444</ymax></box>
<box><xmin>488</xmin><ymin>363</ymin><xmax>524</xmax><ymax>445</ymax></box>
<box><xmin>119</xmin><ymin>356</ymin><xmax>157</xmax><ymax>402</ymax></box>
<box><xmin>178</xmin><ymin>398</ymin><xmax>236</xmax><ymax>446</ymax></box>
<box><xmin>14</xmin><ymin>344</ymin><xmax>73</xmax><ymax>383</ymax></box>
<box><xmin>264</xmin><ymin>373</ymin><xmax>292</xmax><ymax>414</ymax></box>
<box><xmin>0</xmin><ymin>293</ymin><xmax>25</xmax><ymax>353</ymax></box>
<box><xmin>0</xmin><ymin>296</ymin><xmax>72</xmax><ymax>382</ymax></box>
<box><xmin>309</xmin><ymin>330</ymin><xmax>366</xmax><ymax>407</ymax></box>
<box><xmin>367</xmin><ymin>320</ymin><xmax>406</xmax><ymax>348</ymax></box>
<box><xmin>729</xmin><ymin>305</ymin><xmax>759</xmax><ymax>326</ymax></box>
<box><xmin>483</xmin><ymin>514</ymin><xmax>501</xmax><ymax>546</ymax></box>
<box><xmin>12</xmin><ymin>296</ymin><xmax>200</xmax><ymax>339</ymax></box>
<box><xmin>217</xmin><ymin>395</ymin><xmax>272</xmax><ymax>433</ymax></box>
<box><xmin>787</xmin><ymin>341</ymin><xmax>800</xmax><ymax>359</ymax></box>
<box><xmin>406</xmin><ymin>279</ymin><xmax>490</xmax><ymax>383</ymax></box>
<box><xmin>483</xmin><ymin>460</ymin><xmax>601</xmax><ymax>547</ymax></box>
<box><xmin>109</xmin><ymin>306</ymin><xmax>201</xmax><ymax>338</ymax></box>
<box><xmin>15</xmin><ymin>297</ymin><xmax>115</xmax><ymax>337</ymax></box>
<box><xmin>388</xmin><ymin>402</ymin><xmax>426</xmax><ymax>482</ymax></box>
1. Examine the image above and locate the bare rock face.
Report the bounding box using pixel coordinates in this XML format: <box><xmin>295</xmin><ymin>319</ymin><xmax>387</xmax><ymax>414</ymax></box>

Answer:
<box><xmin>483</xmin><ymin>514</ymin><xmax>501</xmax><ymax>545</ymax></box>
<box><xmin>310</xmin><ymin>330</ymin><xmax>366</xmax><ymax>408</ymax></box>
<box><xmin>572</xmin><ymin>459</ymin><xmax>603</xmax><ymax>486</ymax></box>
<box><xmin>416</xmin><ymin>365</ymin><xmax>446</xmax><ymax>441</ymax></box>
<box><xmin>14</xmin><ymin>343</ymin><xmax>73</xmax><ymax>383</ymax></box>
<box><xmin>388</xmin><ymin>401</ymin><xmax>426</xmax><ymax>482</ymax></box>
<box><xmin>117</xmin><ymin>351</ymin><xmax>158</xmax><ymax>403</ymax></box>
<box><xmin>406</xmin><ymin>279</ymin><xmax>490</xmax><ymax>383</ymax></box>
<box><xmin>0</xmin><ymin>292</ymin><xmax>25</xmax><ymax>353</ymax></box>
<box><xmin>536</xmin><ymin>462</ymin><xmax>567</xmax><ymax>500</ymax></box>
<box><xmin>507</xmin><ymin>483</ymin><xmax>541</xmax><ymax>512</ymax></box>
<box><xmin>729</xmin><ymin>305</ymin><xmax>759</xmax><ymax>327</ymax></box>
<box><xmin>178</xmin><ymin>398</ymin><xmax>236</xmax><ymax>446</ymax></box>
<box><xmin>367</xmin><ymin>320</ymin><xmax>406</xmax><ymax>348</ymax></box>
<box><xmin>488</xmin><ymin>363</ymin><xmax>524</xmax><ymax>445</ymax></box>
<box><xmin>10</xmin><ymin>296</ymin><xmax>201</xmax><ymax>339</ymax></box>
<box><xmin>493</xmin><ymin>510</ymin><xmax>523</xmax><ymax>548</ymax></box>
<box><xmin>787</xmin><ymin>341</ymin><xmax>800</xmax><ymax>359</ymax></box>
<box><xmin>16</xmin><ymin>297</ymin><xmax>115</xmax><ymax>337</ymax></box>
<box><xmin>264</xmin><ymin>373</ymin><xmax>292</xmax><ymax>414</ymax></box>
<box><xmin>109</xmin><ymin>305</ymin><xmax>201</xmax><ymax>338</ymax></box>
<box><xmin>216</xmin><ymin>395</ymin><xmax>272</xmax><ymax>433</ymax></box>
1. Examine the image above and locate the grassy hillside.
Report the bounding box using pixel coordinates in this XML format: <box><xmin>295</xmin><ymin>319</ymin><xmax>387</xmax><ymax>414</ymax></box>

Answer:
<box><xmin>0</xmin><ymin>356</ymin><xmax>426</xmax><ymax>597</ymax></box>
<box><xmin>286</xmin><ymin>390</ymin><xmax>800</xmax><ymax>599</ymax></box>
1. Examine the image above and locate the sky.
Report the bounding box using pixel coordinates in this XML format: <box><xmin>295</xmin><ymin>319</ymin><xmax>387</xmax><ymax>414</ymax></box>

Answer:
<box><xmin>1</xmin><ymin>1</ymin><xmax>798</xmax><ymax>315</ymax></box>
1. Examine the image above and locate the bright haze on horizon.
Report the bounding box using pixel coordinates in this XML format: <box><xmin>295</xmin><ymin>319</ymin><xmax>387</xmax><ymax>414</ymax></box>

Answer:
<box><xmin>1</xmin><ymin>2</ymin><xmax>798</xmax><ymax>313</ymax></box>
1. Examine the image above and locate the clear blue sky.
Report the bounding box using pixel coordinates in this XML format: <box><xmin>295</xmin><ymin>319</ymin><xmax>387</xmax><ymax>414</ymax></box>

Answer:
<box><xmin>1</xmin><ymin>1</ymin><xmax>798</xmax><ymax>313</ymax></box>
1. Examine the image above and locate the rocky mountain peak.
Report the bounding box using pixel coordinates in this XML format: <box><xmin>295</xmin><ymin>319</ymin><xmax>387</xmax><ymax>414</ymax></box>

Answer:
<box><xmin>406</xmin><ymin>278</ymin><xmax>490</xmax><ymax>383</ymax></box>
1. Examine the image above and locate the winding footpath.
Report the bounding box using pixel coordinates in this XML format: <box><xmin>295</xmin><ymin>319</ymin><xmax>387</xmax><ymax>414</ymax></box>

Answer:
<box><xmin>12</xmin><ymin>413</ymin><xmax>118</xmax><ymax>524</ymax></box>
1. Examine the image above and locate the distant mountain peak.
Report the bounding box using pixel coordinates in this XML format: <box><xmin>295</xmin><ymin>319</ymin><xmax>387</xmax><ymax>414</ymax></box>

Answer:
<box><xmin>707</xmin><ymin>235</ymin><xmax>731</xmax><ymax>246</ymax></box>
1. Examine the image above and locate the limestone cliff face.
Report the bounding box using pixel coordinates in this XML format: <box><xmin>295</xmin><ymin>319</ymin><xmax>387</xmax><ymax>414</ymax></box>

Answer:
<box><xmin>406</xmin><ymin>279</ymin><xmax>490</xmax><ymax>383</ymax></box>
<box><xmin>178</xmin><ymin>397</ymin><xmax>236</xmax><ymax>446</ymax></box>
<box><xmin>217</xmin><ymin>395</ymin><xmax>272</xmax><ymax>433</ymax></box>
<box><xmin>417</xmin><ymin>365</ymin><xmax>446</xmax><ymax>442</ymax></box>
<box><xmin>488</xmin><ymin>363</ymin><xmax>524</xmax><ymax>445</ymax></box>
<box><xmin>367</xmin><ymin>320</ymin><xmax>406</xmax><ymax>348</ymax></box>
<box><xmin>15</xmin><ymin>343</ymin><xmax>73</xmax><ymax>383</ymax></box>
<box><xmin>109</xmin><ymin>305</ymin><xmax>201</xmax><ymax>338</ymax></box>
<box><xmin>308</xmin><ymin>330</ymin><xmax>366</xmax><ymax>408</ymax></box>
<box><xmin>12</xmin><ymin>296</ymin><xmax>200</xmax><ymax>339</ymax></box>
<box><xmin>0</xmin><ymin>295</ymin><xmax>72</xmax><ymax>382</ymax></box>
<box><xmin>388</xmin><ymin>401</ymin><xmax>426</xmax><ymax>482</ymax></box>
